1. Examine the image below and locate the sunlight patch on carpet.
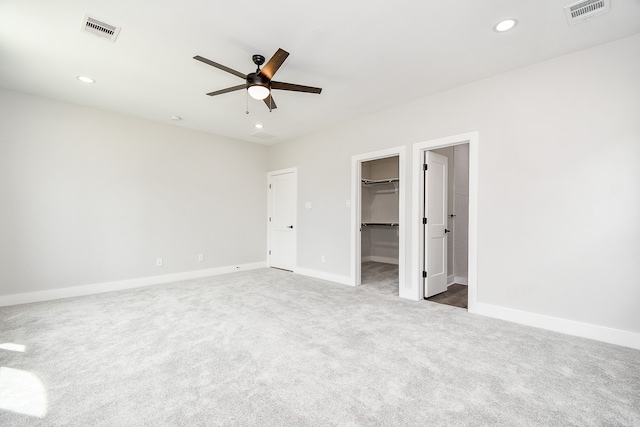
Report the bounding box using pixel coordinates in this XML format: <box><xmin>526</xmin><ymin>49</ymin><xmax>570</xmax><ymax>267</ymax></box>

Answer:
<box><xmin>0</xmin><ymin>343</ymin><xmax>26</xmax><ymax>353</ymax></box>
<box><xmin>0</xmin><ymin>367</ymin><xmax>47</xmax><ymax>418</ymax></box>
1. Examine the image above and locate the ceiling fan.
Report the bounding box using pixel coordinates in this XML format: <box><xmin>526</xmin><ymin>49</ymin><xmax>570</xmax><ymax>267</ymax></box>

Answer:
<box><xmin>194</xmin><ymin>48</ymin><xmax>322</xmax><ymax>111</ymax></box>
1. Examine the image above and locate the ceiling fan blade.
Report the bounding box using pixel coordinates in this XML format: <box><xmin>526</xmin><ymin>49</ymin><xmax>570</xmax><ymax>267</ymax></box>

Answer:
<box><xmin>258</xmin><ymin>48</ymin><xmax>289</xmax><ymax>80</ymax></box>
<box><xmin>194</xmin><ymin>55</ymin><xmax>246</xmax><ymax>79</ymax></box>
<box><xmin>206</xmin><ymin>84</ymin><xmax>246</xmax><ymax>97</ymax></box>
<box><xmin>271</xmin><ymin>81</ymin><xmax>322</xmax><ymax>94</ymax></box>
<box><xmin>263</xmin><ymin>94</ymin><xmax>278</xmax><ymax>110</ymax></box>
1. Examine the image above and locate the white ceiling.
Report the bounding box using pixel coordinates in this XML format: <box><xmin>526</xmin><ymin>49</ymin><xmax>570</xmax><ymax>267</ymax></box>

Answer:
<box><xmin>1</xmin><ymin>0</ymin><xmax>639</xmax><ymax>145</ymax></box>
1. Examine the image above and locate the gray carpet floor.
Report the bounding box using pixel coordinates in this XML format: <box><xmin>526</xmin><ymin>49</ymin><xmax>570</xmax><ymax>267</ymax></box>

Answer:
<box><xmin>360</xmin><ymin>261</ymin><xmax>398</xmax><ymax>296</ymax></box>
<box><xmin>1</xmin><ymin>268</ymin><xmax>639</xmax><ymax>426</ymax></box>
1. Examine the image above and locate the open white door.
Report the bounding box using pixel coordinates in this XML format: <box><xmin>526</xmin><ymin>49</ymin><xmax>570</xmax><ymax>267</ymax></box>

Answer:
<box><xmin>268</xmin><ymin>169</ymin><xmax>296</xmax><ymax>271</ymax></box>
<box><xmin>424</xmin><ymin>151</ymin><xmax>448</xmax><ymax>298</ymax></box>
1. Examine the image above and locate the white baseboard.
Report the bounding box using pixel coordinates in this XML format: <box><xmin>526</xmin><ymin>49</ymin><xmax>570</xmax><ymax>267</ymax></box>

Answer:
<box><xmin>447</xmin><ymin>275</ymin><xmax>468</xmax><ymax>286</ymax></box>
<box><xmin>471</xmin><ymin>302</ymin><xmax>640</xmax><ymax>350</ymax></box>
<box><xmin>294</xmin><ymin>267</ymin><xmax>352</xmax><ymax>287</ymax></box>
<box><xmin>361</xmin><ymin>256</ymin><xmax>398</xmax><ymax>265</ymax></box>
<box><xmin>454</xmin><ymin>275</ymin><xmax>468</xmax><ymax>285</ymax></box>
<box><xmin>369</xmin><ymin>256</ymin><xmax>399</xmax><ymax>265</ymax></box>
<box><xmin>0</xmin><ymin>262</ymin><xmax>267</xmax><ymax>307</ymax></box>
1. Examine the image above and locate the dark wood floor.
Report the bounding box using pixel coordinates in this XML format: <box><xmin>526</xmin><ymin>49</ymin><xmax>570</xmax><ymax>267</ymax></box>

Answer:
<box><xmin>426</xmin><ymin>284</ymin><xmax>468</xmax><ymax>309</ymax></box>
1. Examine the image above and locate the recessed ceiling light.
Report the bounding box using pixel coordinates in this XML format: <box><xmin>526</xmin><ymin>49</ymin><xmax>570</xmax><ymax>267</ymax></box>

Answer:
<box><xmin>171</xmin><ymin>116</ymin><xmax>182</xmax><ymax>121</ymax></box>
<box><xmin>76</xmin><ymin>76</ymin><xmax>95</xmax><ymax>84</ymax></box>
<box><xmin>254</xmin><ymin>123</ymin><xmax>264</xmax><ymax>129</ymax></box>
<box><xmin>494</xmin><ymin>19</ymin><xmax>518</xmax><ymax>32</ymax></box>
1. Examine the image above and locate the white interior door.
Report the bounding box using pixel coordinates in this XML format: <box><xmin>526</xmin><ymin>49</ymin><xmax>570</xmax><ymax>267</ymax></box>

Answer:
<box><xmin>424</xmin><ymin>151</ymin><xmax>448</xmax><ymax>297</ymax></box>
<box><xmin>268</xmin><ymin>170</ymin><xmax>296</xmax><ymax>271</ymax></box>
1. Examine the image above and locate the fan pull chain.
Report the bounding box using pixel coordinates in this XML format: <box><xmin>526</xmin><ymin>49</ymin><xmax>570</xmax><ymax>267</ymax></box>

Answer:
<box><xmin>246</xmin><ymin>91</ymin><xmax>249</xmax><ymax>115</ymax></box>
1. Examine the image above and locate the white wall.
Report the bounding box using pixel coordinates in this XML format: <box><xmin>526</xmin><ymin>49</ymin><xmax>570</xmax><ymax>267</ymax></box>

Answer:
<box><xmin>0</xmin><ymin>89</ymin><xmax>268</xmax><ymax>296</ymax></box>
<box><xmin>453</xmin><ymin>144</ymin><xmax>469</xmax><ymax>281</ymax></box>
<box><xmin>268</xmin><ymin>34</ymin><xmax>640</xmax><ymax>336</ymax></box>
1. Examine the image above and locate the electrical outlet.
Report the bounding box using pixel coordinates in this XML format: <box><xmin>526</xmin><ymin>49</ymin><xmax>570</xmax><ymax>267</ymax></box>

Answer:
<box><xmin>321</xmin><ymin>255</ymin><xmax>326</xmax><ymax>263</ymax></box>
<box><xmin>156</xmin><ymin>258</ymin><xmax>163</xmax><ymax>267</ymax></box>
<box><xmin>198</xmin><ymin>254</ymin><xmax>204</xmax><ymax>262</ymax></box>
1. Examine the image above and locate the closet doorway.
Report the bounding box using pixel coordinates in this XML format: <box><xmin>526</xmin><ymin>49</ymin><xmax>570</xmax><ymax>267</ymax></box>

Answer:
<box><xmin>411</xmin><ymin>131</ymin><xmax>478</xmax><ymax>310</ymax></box>
<box><xmin>423</xmin><ymin>145</ymin><xmax>470</xmax><ymax>309</ymax></box>
<box><xmin>351</xmin><ymin>147</ymin><xmax>406</xmax><ymax>296</ymax></box>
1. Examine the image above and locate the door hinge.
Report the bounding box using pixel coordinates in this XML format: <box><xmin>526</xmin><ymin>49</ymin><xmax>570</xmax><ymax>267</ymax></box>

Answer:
<box><xmin>422</xmin><ymin>271</ymin><xmax>427</xmax><ymax>278</ymax></box>
<box><xmin>269</xmin><ymin>184</ymin><xmax>272</xmax><ymax>189</ymax></box>
<box><xmin>269</xmin><ymin>217</ymin><xmax>272</xmax><ymax>222</ymax></box>
<box><xmin>269</xmin><ymin>250</ymin><xmax>271</xmax><ymax>255</ymax></box>
<box><xmin>423</xmin><ymin>217</ymin><xmax>427</xmax><ymax>225</ymax></box>
<box><xmin>423</xmin><ymin>164</ymin><xmax>428</xmax><ymax>171</ymax></box>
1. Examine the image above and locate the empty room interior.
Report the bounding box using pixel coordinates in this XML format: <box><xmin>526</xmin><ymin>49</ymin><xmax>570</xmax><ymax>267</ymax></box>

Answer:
<box><xmin>1</xmin><ymin>0</ymin><xmax>639</xmax><ymax>425</ymax></box>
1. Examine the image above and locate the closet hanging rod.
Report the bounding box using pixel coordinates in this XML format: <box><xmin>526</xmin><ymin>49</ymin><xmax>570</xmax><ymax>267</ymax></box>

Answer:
<box><xmin>361</xmin><ymin>178</ymin><xmax>399</xmax><ymax>185</ymax></box>
<box><xmin>361</xmin><ymin>222</ymin><xmax>399</xmax><ymax>227</ymax></box>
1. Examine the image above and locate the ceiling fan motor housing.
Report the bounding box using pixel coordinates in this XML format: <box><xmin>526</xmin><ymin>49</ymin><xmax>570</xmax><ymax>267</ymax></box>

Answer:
<box><xmin>247</xmin><ymin>72</ymin><xmax>270</xmax><ymax>88</ymax></box>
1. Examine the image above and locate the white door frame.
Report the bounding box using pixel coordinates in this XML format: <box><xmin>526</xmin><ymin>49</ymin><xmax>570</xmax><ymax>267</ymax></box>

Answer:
<box><xmin>267</xmin><ymin>167</ymin><xmax>297</xmax><ymax>270</ymax></box>
<box><xmin>412</xmin><ymin>132</ymin><xmax>478</xmax><ymax>310</ymax></box>
<box><xmin>350</xmin><ymin>146</ymin><xmax>406</xmax><ymax>292</ymax></box>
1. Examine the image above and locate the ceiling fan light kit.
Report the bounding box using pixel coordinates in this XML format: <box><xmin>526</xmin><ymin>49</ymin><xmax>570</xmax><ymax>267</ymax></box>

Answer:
<box><xmin>247</xmin><ymin>85</ymin><xmax>270</xmax><ymax>100</ymax></box>
<box><xmin>247</xmin><ymin>71</ymin><xmax>271</xmax><ymax>100</ymax></box>
<box><xmin>194</xmin><ymin>48</ymin><xmax>322</xmax><ymax>111</ymax></box>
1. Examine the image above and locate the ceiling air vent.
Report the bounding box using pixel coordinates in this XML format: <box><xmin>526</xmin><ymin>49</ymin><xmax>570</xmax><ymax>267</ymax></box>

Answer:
<box><xmin>81</xmin><ymin>15</ymin><xmax>121</xmax><ymax>42</ymax></box>
<box><xmin>564</xmin><ymin>0</ymin><xmax>610</xmax><ymax>25</ymax></box>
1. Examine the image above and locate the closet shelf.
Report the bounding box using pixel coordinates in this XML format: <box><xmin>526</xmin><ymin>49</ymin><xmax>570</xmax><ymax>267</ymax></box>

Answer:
<box><xmin>361</xmin><ymin>222</ymin><xmax>399</xmax><ymax>227</ymax></box>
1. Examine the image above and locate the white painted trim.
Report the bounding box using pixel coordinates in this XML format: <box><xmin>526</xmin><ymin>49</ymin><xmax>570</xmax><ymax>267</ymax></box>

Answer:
<box><xmin>447</xmin><ymin>275</ymin><xmax>455</xmax><ymax>286</ymax></box>
<box><xmin>0</xmin><ymin>262</ymin><xmax>267</xmax><ymax>307</ymax></box>
<box><xmin>361</xmin><ymin>256</ymin><xmax>399</xmax><ymax>264</ymax></box>
<box><xmin>294</xmin><ymin>267</ymin><xmax>352</xmax><ymax>287</ymax></box>
<box><xmin>472</xmin><ymin>302</ymin><xmax>640</xmax><ymax>351</ymax></box>
<box><xmin>268</xmin><ymin>167</ymin><xmax>298</xmax><ymax>176</ymax></box>
<box><xmin>351</xmin><ymin>147</ymin><xmax>406</xmax><ymax>293</ymax></box>
<box><xmin>412</xmin><ymin>132</ymin><xmax>479</xmax><ymax>306</ymax></box>
<box><xmin>369</xmin><ymin>256</ymin><xmax>399</xmax><ymax>265</ymax></box>
<box><xmin>350</xmin><ymin>157</ymin><xmax>362</xmax><ymax>287</ymax></box>
<box><xmin>267</xmin><ymin>167</ymin><xmax>297</xmax><ymax>271</ymax></box>
<box><xmin>454</xmin><ymin>276</ymin><xmax>468</xmax><ymax>285</ymax></box>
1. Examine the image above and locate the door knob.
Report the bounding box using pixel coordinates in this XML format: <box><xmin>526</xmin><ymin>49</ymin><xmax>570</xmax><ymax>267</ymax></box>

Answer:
<box><xmin>444</xmin><ymin>228</ymin><xmax>451</xmax><ymax>233</ymax></box>
<box><xmin>286</xmin><ymin>225</ymin><xmax>293</xmax><ymax>229</ymax></box>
